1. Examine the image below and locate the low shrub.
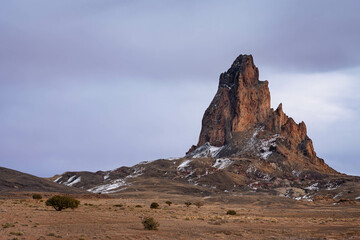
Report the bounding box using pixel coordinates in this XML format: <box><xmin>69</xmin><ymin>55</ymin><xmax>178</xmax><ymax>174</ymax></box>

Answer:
<box><xmin>45</xmin><ymin>195</ymin><xmax>80</xmax><ymax>211</ymax></box>
<box><xmin>184</xmin><ymin>201</ymin><xmax>192</xmax><ymax>207</ymax></box>
<box><xmin>142</xmin><ymin>216</ymin><xmax>159</xmax><ymax>230</ymax></box>
<box><xmin>2</xmin><ymin>223</ymin><xmax>15</xmax><ymax>228</ymax></box>
<box><xmin>194</xmin><ymin>202</ymin><xmax>204</xmax><ymax>208</ymax></box>
<box><xmin>150</xmin><ymin>202</ymin><xmax>159</xmax><ymax>209</ymax></box>
<box><xmin>226</xmin><ymin>210</ymin><xmax>237</xmax><ymax>215</ymax></box>
<box><xmin>113</xmin><ymin>204</ymin><xmax>123</xmax><ymax>207</ymax></box>
<box><xmin>32</xmin><ymin>193</ymin><xmax>42</xmax><ymax>200</ymax></box>
<box><xmin>165</xmin><ymin>201</ymin><xmax>172</xmax><ymax>206</ymax></box>
<box><xmin>10</xmin><ymin>231</ymin><xmax>23</xmax><ymax>236</ymax></box>
<box><xmin>135</xmin><ymin>205</ymin><xmax>142</xmax><ymax>208</ymax></box>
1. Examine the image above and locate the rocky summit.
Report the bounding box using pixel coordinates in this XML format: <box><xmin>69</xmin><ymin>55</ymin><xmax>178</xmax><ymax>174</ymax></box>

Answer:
<box><xmin>51</xmin><ymin>54</ymin><xmax>360</xmax><ymax>203</ymax></box>
<box><xmin>187</xmin><ymin>54</ymin><xmax>335</xmax><ymax>175</ymax></box>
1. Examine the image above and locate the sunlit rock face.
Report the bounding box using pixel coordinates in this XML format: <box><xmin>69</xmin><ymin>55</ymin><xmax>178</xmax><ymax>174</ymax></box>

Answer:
<box><xmin>197</xmin><ymin>55</ymin><xmax>270</xmax><ymax>147</ymax></box>
<box><xmin>189</xmin><ymin>54</ymin><xmax>336</xmax><ymax>174</ymax></box>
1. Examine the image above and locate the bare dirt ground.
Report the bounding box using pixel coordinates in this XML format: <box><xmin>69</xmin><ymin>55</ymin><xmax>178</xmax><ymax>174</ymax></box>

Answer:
<box><xmin>0</xmin><ymin>192</ymin><xmax>359</xmax><ymax>240</ymax></box>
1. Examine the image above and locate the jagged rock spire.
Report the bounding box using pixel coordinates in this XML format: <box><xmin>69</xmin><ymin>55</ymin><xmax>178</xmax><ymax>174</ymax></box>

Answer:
<box><xmin>188</xmin><ymin>54</ymin><xmax>336</xmax><ymax>174</ymax></box>
<box><xmin>197</xmin><ymin>54</ymin><xmax>270</xmax><ymax>147</ymax></box>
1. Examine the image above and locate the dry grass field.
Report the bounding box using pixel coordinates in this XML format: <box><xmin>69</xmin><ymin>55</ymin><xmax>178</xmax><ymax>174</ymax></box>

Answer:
<box><xmin>0</xmin><ymin>192</ymin><xmax>360</xmax><ymax>240</ymax></box>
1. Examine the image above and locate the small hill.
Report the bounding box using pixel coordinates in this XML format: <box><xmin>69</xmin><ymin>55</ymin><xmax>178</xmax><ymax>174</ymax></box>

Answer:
<box><xmin>0</xmin><ymin>167</ymin><xmax>85</xmax><ymax>194</ymax></box>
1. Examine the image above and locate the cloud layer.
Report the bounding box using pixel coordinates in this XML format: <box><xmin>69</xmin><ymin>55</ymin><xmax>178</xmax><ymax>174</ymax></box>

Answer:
<box><xmin>0</xmin><ymin>0</ymin><xmax>359</xmax><ymax>176</ymax></box>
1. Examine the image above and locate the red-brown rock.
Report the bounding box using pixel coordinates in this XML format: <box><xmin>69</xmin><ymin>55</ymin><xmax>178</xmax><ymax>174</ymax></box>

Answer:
<box><xmin>189</xmin><ymin>54</ymin><xmax>336</xmax><ymax>174</ymax></box>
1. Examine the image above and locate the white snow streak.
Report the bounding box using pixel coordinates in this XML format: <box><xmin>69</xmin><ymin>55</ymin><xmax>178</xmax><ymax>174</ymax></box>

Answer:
<box><xmin>53</xmin><ymin>176</ymin><xmax>62</xmax><ymax>183</ymax></box>
<box><xmin>305</xmin><ymin>183</ymin><xmax>319</xmax><ymax>191</ymax></box>
<box><xmin>259</xmin><ymin>135</ymin><xmax>279</xmax><ymax>159</ymax></box>
<box><xmin>66</xmin><ymin>176</ymin><xmax>81</xmax><ymax>186</ymax></box>
<box><xmin>177</xmin><ymin>160</ymin><xmax>192</xmax><ymax>172</ymax></box>
<box><xmin>212</xmin><ymin>158</ymin><xmax>233</xmax><ymax>170</ymax></box>
<box><xmin>66</xmin><ymin>175</ymin><xmax>76</xmax><ymax>183</ymax></box>
<box><xmin>87</xmin><ymin>179</ymin><xmax>126</xmax><ymax>194</ymax></box>
<box><xmin>189</xmin><ymin>142</ymin><xmax>224</xmax><ymax>158</ymax></box>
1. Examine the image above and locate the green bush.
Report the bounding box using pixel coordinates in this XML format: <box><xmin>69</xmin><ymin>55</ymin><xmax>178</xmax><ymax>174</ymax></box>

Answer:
<box><xmin>113</xmin><ymin>204</ymin><xmax>123</xmax><ymax>207</ymax></box>
<box><xmin>32</xmin><ymin>193</ymin><xmax>42</xmax><ymax>200</ymax></box>
<box><xmin>142</xmin><ymin>216</ymin><xmax>159</xmax><ymax>230</ymax></box>
<box><xmin>150</xmin><ymin>202</ymin><xmax>159</xmax><ymax>209</ymax></box>
<box><xmin>226</xmin><ymin>210</ymin><xmax>236</xmax><ymax>215</ymax></box>
<box><xmin>184</xmin><ymin>201</ymin><xmax>192</xmax><ymax>207</ymax></box>
<box><xmin>45</xmin><ymin>195</ymin><xmax>80</xmax><ymax>211</ymax></box>
<box><xmin>165</xmin><ymin>201</ymin><xmax>172</xmax><ymax>206</ymax></box>
<box><xmin>135</xmin><ymin>205</ymin><xmax>142</xmax><ymax>208</ymax></box>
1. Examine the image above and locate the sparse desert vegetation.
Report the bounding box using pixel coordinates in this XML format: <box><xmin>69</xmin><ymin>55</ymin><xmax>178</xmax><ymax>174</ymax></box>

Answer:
<box><xmin>0</xmin><ymin>193</ymin><xmax>359</xmax><ymax>239</ymax></box>
<box><xmin>226</xmin><ymin>210</ymin><xmax>237</xmax><ymax>215</ymax></box>
<box><xmin>45</xmin><ymin>195</ymin><xmax>80</xmax><ymax>211</ymax></box>
<box><xmin>2</xmin><ymin>222</ymin><xmax>15</xmax><ymax>228</ymax></box>
<box><xmin>32</xmin><ymin>193</ymin><xmax>42</xmax><ymax>200</ymax></box>
<box><xmin>142</xmin><ymin>216</ymin><xmax>159</xmax><ymax>230</ymax></box>
<box><xmin>194</xmin><ymin>201</ymin><xmax>204</xmax><ymax>208</ymax></box>
<box><xmin>150</xmin><ymin>202</ymin><xmax>159</xmax><ymax>209</ymax></box>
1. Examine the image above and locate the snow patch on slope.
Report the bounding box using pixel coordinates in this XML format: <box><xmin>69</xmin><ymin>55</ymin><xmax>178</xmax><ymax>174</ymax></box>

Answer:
<box><xmin>305</xmin><ymin>183</ymin><xmax>319</xmax><ymax>191</ymax></box>
<box><xmin>292</xmin><ymin>170</ymin><xmax>301</xmax><ymax>177</ymax></box>
<box><xmin>66</xmin><ymin>176</ymin><xmax>81</xmax><ymax>186</ymax></box>
<box><xmin>126</xmin><ymin>167</ymin><xmax>144</xmax><ymax>178</ymax></box>
<box><xmin>66</xmin><ymin>175</ymin><xmax>76</xmax><ymax>183</ymax></box>
<box><xmin>53</xmin><ymin>176</ymin><xmax>62</xmax><ymax>183</ymax></box>
<box><xmin>294</xmin><ymin>194</ymin><xmax>313</xmax><ymax>202</ymax></box>
<box><xmin>187</xmin><ymin>142</ymin><xmax>223</xmax><ymax>158</ymax></box>
<box><xmin>246</xmin><ymin>166</ymin><xmax>257</xmax><ymax>174</ymax></box>
<box><xmin>259</xmin><ymin>134</ymin><xmax>279</xmax><ymax>159</ymax></box>
<box><xmin>62</xmin><ymin>175</ymin><xmax>81</xmax><ymax>186</ymax></box>
<box><xmin>240</xmin><ymin>127</ymin><xmax>279</xmax><ymax>159</ymax></box>
<box><xmin>177</xmin><ymin>160</ymin><xmax>192</xmax><ymax>172</ymax></box>
<box><xmin>212</xmin><ymin>158</ymin><xmax>233</xmax><ymax>170</ymax></box>
<box><xmin>87</xmin><ymin>179</ymin><xmax>126</xmax><ymax>194</ymax></box>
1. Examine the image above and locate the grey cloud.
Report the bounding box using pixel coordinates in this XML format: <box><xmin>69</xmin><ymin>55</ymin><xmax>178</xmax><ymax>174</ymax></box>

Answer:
<box><xmin>0</xmin><ymin>0</ymin><xmax>359</xmax><ymax>176</ymax></box>
<box><xmin>1</xmin><ymin>0</ymin><xmax>360</xmax><ymax>84</ymax></box>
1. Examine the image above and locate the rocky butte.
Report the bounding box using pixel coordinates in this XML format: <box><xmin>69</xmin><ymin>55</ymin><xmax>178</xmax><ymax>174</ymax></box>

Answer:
<box><xmin>52</xmin><ymin>54</ymin><xmax>360</xmax><ymax>202</ymax></box>
<box><xmin>187</xmin><ymin>54</ymin><xmax>336</xmax><ymax>175</ymax></box>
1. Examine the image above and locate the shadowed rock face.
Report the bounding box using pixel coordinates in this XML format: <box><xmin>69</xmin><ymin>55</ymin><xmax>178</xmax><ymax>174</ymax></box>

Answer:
<box><xmin>197</xmin><ymin>55</ymin><xmax>270</xmax><ymax>147</ymax></box>
<box><xmin>189</xmin><ymin>54</ymin><xmax>336</xmax><ymax>174</ymax></box>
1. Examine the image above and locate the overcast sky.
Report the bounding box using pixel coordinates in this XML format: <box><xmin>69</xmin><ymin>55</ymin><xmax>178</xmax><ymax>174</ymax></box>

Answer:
<box><xmin>1</xmin><ymin>0</ymin><xmax>359</xmax><ymax>177</ymax></box>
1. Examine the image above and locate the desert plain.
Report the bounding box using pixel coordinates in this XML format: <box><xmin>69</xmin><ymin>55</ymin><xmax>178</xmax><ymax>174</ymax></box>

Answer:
<box><xmin>1</xmin><ymin>192</ymin><xmax>359</xmax><ymax>240</ymax></box>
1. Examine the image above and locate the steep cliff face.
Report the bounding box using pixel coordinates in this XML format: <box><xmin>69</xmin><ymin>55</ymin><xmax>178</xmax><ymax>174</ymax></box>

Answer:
<box><xmin>197</xmin><ymin>55</ymin><xmax>270</xmax><ymax>147</ymax></box>
<box><xmin>189</xmin><ymin>54</ymin><xmax>335</xmax><ymax>173</ymax></box>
